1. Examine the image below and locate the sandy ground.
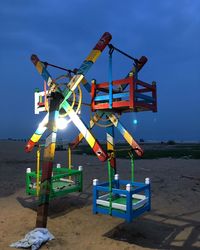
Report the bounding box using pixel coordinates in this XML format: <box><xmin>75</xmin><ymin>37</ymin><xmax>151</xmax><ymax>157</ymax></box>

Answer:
<box><xmin>0</xmin><ymin>141</ymin><xmax>200</xmax><ymax>250</ymax></box>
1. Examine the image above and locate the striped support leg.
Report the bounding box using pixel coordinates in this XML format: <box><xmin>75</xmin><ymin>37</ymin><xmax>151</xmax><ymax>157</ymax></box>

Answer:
<box><xmin>35</xmin><ymin>89</ymin><xmax>61</xmax><ymax>227</ymax></box>
<box><xmin>36</xmin><ymin>130</ymin><xmax>57</xmax><ymax>227</ymax></box>
<box><xmin>36</xmin><ymin>109</ymin><xmax>59</xmax><ymax>228</ymax></box>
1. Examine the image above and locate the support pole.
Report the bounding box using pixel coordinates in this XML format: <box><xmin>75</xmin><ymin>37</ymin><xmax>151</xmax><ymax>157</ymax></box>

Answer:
<box><xmin>128</xmin><ymin>150</ymin><xmax>134</xmax><ymax>183</ymax></box>
<box><xmin>36</xmin><ymin>145</ymin><xmax>41</xmax><ymax>196</ymax></box>
<box><xmin>107</xmin><ymin>124</ymin><xmax>115</xmax><ymax>215</ymax></box>
<box><xmin>44</xmin><ymin>81</ymin><xmax>48</xmax><ymax>112</ymax></box>
<box><xmin>36</xmin><ymin>91</ymin><xmax>61</xmax><ymax>228</ymax></box>
<box><xmin>131</xmin><ymin>156</ymin><xmax>134</xmax><ymax>183</ymax></box>
<box><xmin>36</xmin><ymin>130</ymin><xmax>57</xmax><ymax>228</ymax></box>
<box><xmin>108</xmin><ymin>159</ymin><xmax>113</xmax><ymax>215</ymax></box>
<box><xmin>68</xmin><ymin>144</ymin><xmax>72</xmax><ymax>181</ymax></box>
<box><xmin>106</xmin><ymin>125</ymin><xmax>116</xmax><ymax>173</ymax></box>
<box><xmin>68</xmin><ymin>144</ymin><xmax>72</xmax><ymax>169</ymax></box>
<box><xmin>108</xmin><ymin>51</ymin><xmax>113</xmax><ymax>109</ymax></box>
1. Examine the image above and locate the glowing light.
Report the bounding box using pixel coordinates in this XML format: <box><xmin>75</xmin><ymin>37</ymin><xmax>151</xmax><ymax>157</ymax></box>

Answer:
<box><xmin>38</xmin><ymin>114</ymin><xmax>49</xmax><ymax>129</ymax></box>
<box><xmin>56</xmin><ymin>117</ymin><xmax>68</xmax><ymax>130</ymax></box>
<box><xmin>38</xmin><ymin>122</ymin><xmax>44</xmax><ymax>129</ymax></box>
<box><xmin>133</xmin><ymin>119</ymin><xmax>138</xmax><ymax>125</ymax></box>
<box><xmin>38</xmin><ymin>122</ymin><xmax>47</xmax><ymax>130</ymax></box>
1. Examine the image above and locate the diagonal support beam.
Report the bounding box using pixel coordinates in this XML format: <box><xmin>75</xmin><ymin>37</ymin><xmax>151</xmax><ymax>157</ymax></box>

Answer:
<box><xmin>70</xmin><ymin>111</ymin><xmax>103</xmax><ymax>148</ymax></box>
<box><xmin>65</xmin><ymin>102</ymin><xmax>107</xmax><ymax>161</ymax></box>
<box><xmin>107</xmin><ymin>113</ymin><xmax>143</xmax><ymax>157</ymax></box>
<box><xmin>25</xmin><ymin>113</ymin><xmax>48</xmax><ymax>152</ymax></box>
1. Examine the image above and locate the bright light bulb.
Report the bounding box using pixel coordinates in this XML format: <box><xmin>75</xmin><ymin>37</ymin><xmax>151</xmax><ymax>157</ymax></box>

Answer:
<box><xmin>56</xmin><ymin>117</ymin><xmax>68</xmax><ymax>130</ymax></box>
<box><xmin>133</xmin><ymin>119</ymin><xmax>138</xmax><ymax>125</ymax></box>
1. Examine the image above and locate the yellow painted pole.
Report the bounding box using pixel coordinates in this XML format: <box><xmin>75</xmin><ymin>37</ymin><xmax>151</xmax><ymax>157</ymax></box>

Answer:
<box><xmin>68</xmin><ymin>144</ymin><xmax>72</xmax><ymax>169</ymax></box>
<box><xmin>36</xmin><ymin>146</ymin><xmax>40</xmax><ymax>196</ymax></box>
<box><xmin>68</xmin><ymin>144</ymin><xmax>72</xmax><ymax>181</ymax></box>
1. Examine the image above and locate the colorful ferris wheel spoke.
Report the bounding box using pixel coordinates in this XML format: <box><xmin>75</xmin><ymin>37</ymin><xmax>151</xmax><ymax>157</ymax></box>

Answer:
<box><xmin>107</xmin><ymin>113</ymin><xmax>144</xmax><ymax>157</ymax></box>
<box><xmin>25</xmin><ymin>113</ymin><xmax>49</xmax><ymax>152</ymax></box>
<box><xmin>31</xmin><ymin>55</ymin><xmax>54</xmax><ymax>88</ymax></box>
<box><xmin>31</xmin><ymin>54</ymin><xmax>63</xmax><ymax>95</ymax></box>
<box><xmin>64</xmin><ymin>101</ymin><xmax>107</xmax><ymax>161</ymax></box>
<box><xmin>60</xmin><ymin>32</ymin><xmax>112</xmax><ymax>113</ymax></box>
<box><xmin>70</xmin><ymin>111</ymin><xmax>103</xmax><ymax>148</ymax></box>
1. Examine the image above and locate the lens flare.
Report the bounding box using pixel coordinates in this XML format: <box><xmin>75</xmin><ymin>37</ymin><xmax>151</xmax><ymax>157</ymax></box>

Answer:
<box><xmin>56</xmin><ymin>117</ymin><xmax>68</xmax><ymax>130</ymax></box>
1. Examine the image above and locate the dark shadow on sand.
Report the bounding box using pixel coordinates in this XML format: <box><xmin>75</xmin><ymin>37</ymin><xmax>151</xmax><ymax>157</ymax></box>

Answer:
<box><xmin>104</xmin><ymin>210</ymin><xmax>200</xmax><ymax>249</ymax></box>
<box><xmin>17</xmin><ymin>191</ymin><xmax>93</xmax><ymax>219</ymax></box>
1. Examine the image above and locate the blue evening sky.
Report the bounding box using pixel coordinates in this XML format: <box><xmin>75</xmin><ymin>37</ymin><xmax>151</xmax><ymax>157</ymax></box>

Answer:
<box><xmin>0</xmin><ymin>0</ymin><xmax>199</xmax><ymax>142</ymax></box>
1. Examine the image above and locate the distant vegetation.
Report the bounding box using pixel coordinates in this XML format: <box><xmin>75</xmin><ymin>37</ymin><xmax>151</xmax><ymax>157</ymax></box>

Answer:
<box><xmin>166</xmin><ymin>140</ymin><xmax>176</xmax><ymax>145</ymax></box>
<box><xmin>2</xmin><ymin>139</ymin><xmax>200</xmax><ymax>159</ymax></box>
<box><xmin>6</xmin><ymin>138</ymin><xmax>27</xmax><ymax>142</ymax></box>
<box><xmin>72</xmin><ymin>142</ymin><xmax>200</xmax><ymax>159</ymax></box>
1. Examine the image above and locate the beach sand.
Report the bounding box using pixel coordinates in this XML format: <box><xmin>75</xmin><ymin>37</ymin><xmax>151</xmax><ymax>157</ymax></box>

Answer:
<box><xmin>0</xmin><ymin>141</ymin><xmax>199</xmax><ymax>249</ymax></box>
